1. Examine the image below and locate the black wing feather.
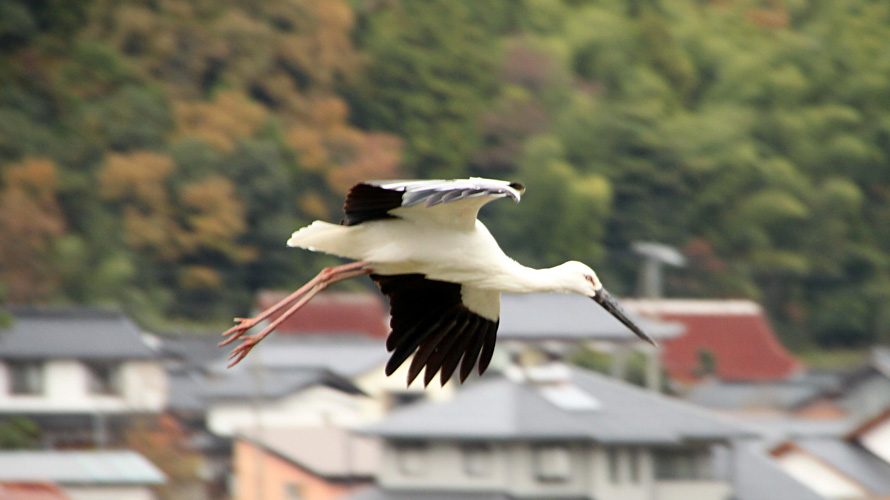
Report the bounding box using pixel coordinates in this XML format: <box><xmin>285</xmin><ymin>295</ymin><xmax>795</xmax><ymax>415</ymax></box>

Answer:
<box><xmin>342</xmin><ymin>179</ymin><xmax>525</xmax><ymax>226</ymax></box>
<box><xmin>342</xmin><ymin>183</ymin><xmax>403</xmax><ymax>226</ymax></box>
<box><xmin>372</xmin><ymin>273</ymin><xmax>499</xmax><ymax>386</ymax></box>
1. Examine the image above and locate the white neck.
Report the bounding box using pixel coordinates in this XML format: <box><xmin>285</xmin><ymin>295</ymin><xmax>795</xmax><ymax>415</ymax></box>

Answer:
<box><xmin>491</xmin><ymin>261</ymin><xmax>579</xmax><ymax>295</ymax></box>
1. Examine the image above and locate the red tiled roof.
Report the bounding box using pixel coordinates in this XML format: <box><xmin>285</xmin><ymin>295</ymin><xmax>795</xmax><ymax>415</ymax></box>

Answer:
<box><xmin>0</xmin><ymin>483</ymin><xmax>70</xmax><ymax>500</ymax></box>
<box><xmin>627</xmin><ymin>300</ymin><xmax>802</xmax><ymax>383</ymax></box>
<box><xmin>256</xmin><ymin>291</ymin><xmax>389</xmax><ymax>339</ymax></box>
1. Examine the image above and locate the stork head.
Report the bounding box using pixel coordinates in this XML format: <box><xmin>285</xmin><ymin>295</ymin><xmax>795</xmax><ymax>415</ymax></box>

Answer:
<box><xmin>557</xmin><ymin>261</ymin><xmax>657</xmax><ymax>347</ymax></box>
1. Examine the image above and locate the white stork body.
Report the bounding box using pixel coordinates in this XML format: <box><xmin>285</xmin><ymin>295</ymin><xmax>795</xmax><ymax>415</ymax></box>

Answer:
<box><xmin>221</xmin><ymin>178</ymin><xmax>653</xmax><ymax>386</ymax></box>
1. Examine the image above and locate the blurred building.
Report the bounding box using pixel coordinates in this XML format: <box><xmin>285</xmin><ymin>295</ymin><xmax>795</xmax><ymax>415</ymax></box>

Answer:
<box><xmin>497</xmin><ymin>293</ymin><xmax>683</xmax><ymax>390</ymax></box>
<box><xmin>254</xmin><ymin>291</ymin><xmax>390</xmax><ymax>340</ymax></box>
<box><xmin>341</xmin><ymin>363</ymin><xmax>821</xmax><ymax>500</ymax></box>
<box><xmin>0</xmin><ymin>450</ymin><xmax>165</xmax><ymax>500</ymax></box>
<box><xmin>625</xmin><ymin>299</ymin><xmax>802</xmax><ymax>384</ymax></box>
<box><xmin>0</xmin><ymin>307</ymin><xmax>167</xmax><ymax>447</ymax></box>
<box><xmin>233</xmin><ymin>427</ymin><xmax>380</xmax><ymax>500</ymax></box>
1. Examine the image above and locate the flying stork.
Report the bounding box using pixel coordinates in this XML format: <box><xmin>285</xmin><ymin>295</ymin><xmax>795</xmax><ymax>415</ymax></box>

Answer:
<box><xmin>220</xmin><ymin>178</ymin><xmax>655</xmax><ymax>386</ymax></box>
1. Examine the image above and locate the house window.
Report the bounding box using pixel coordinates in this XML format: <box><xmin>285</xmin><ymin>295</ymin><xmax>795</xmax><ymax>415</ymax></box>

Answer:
<box><xmin>87</xmin><ymin>363</ymin><xmax>121</xmax><ymax>395</ymax></box>
<box><xmin>8</xmin><ymin>361</ymin><xmax>43</xmax><ymax>395</ymax></box>
<box><xmin>396</xmin><ymin>442</ymin><xmax>427</xmax><ymax>476</ymax></box>
<box><xmin>462</xmin><ymin>443</ymin><xmax>493</xmax><ymax>477</ymax></box>
<box><xmin>534</xmin><ymin>445</ymin><xmax>571</xmax><ymax>482</ymax></box>
<box><xmin>654</xmin><ymin>448</ymin><xmax>713</xmax><ymax>480</ymax></box>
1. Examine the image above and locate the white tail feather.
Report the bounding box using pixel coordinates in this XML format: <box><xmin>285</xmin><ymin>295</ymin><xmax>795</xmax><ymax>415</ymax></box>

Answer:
<box><xmin>286</xmin><ymin>221</ymin><xmax>354</xmax><ymax>257</ymax></box>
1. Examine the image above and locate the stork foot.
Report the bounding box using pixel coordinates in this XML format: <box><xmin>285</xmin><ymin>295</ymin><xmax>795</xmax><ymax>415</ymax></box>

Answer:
<box><xmin>219</xmin><ymin>318</ymin><xmax>259</xmax><ymax>347</ymax></box>
<box><xmin>226</xmin><ymin>334</ymin><xmax>261</xmax><ymax>367</ymax></box>
<box><xmin>218</xmin><ymin>260</ymin><xmax>372</xmax><ymax>367</ymax></box>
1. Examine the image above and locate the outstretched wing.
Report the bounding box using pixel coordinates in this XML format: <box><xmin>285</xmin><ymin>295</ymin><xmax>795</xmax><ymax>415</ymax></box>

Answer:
<box><xmin>372</xmin><ymin>273</ymin><xmax>500</xmax><ymax>386</ymax></box>
<box><xmin>342</xmin><ymin>178</ymin><xmax>525</xmax><ymax>228</ymax></box>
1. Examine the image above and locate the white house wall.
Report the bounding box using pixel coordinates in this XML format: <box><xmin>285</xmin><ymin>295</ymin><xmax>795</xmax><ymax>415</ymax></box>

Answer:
<box><xmin>353</xmin><ymin>363</ymin><xmax>454</xmax><ymax>404</ymax></box>
<box><xmin>121</xmin><ymin>361</ymin><xmax>167</xmax><ymax>411</ymax></box>
<box><xmin>0</xmin><ymin>360</ymin><xmax>166</xmax><ymax>413</ymax></box>
<box><xmin>378</xmin><ymin>441</ymin><xmax>730</xmax><ymax>500</ymax></box>
<box><xmin>207</xmin><ymin>385</ymin><xmax>367</xmax><ymax>436</ymax></box>
<box><xmin>378</xmin><ymin>441</ymin><xmax>512</xmax><ymax>492</ymax></box>
<box><xmin>653</xmin><ymin>480</ymin><xmax>732</xmax><ymax>500</ymax></box>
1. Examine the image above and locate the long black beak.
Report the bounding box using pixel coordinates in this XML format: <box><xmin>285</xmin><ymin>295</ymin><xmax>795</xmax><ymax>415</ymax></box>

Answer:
<box><xmin>592</xmin><ymin>288</ymin><xmax>657</xmax><ymax>346</ymax></box>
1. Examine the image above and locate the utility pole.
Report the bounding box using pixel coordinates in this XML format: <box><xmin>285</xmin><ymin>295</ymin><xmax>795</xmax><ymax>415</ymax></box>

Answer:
<box><xmin>632</xmin><ymin>242</ymin><xmax>686</xmax><ymax>391</ymax></box>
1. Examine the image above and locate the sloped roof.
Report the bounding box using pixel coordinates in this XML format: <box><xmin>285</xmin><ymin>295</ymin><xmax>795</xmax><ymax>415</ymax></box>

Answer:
<box><xmin>207</xmin><ymin>335</ymin><xmax>390</xmax><ymax>379</ymax></box>
<box><xmin>166</xmin><ymin>370</ymin><xmax>209</xmax><ymax>412</ymax></box>
<box><xmin>238</xmin><ymin>427</ymin><xmax>381</xmax><ymax>479</ymax></box>
<box><xmin>686</xmin><ymin>380</ymin><xmax>825</xmax><ymax>412</ymax></box>
<box><xmin>775</xmin><ymin>438</ymin><xmax>890</xmax><ymax>496</ymax></box>
<box><xmin>0</xmin><ymin>307</ymin><xmax>156</xmax><ymax>360</ymax></box>
<box><xmin>625</xmin><ymin>299</ymin><xmax>801</xmax><ymax>383</ymax></box>
<box><xmin>365</xmin><ymin>365</ymin><xmax>753</xmax><ymax>444</ymax></box>
<box><xmin>203</xmin><ymin>367</ymin><xmax>363</xmax><ymax>401</ymax></box>
<box><xmin>724</xmin><ymin>444</ymin><xmax>828</xmax><ymax>500</ymax></box>
<box><xmin>498</xmin><ymin>294</ymin><xmax>682</xmax><ymax>342</ymax></box>
<box><xmin>157</xmin><ymin>333</ymin><xmax>226</xmax><ymax>368</ymax></box>
<box><xmin>0</xmin><ymin>451</ymin><xmax>165</xmax><ymax>485</ymax></box>
<box><xmin>256</xmin><ymin>291</ymin><xmax>389</xmax><ymax>339</ymax></box>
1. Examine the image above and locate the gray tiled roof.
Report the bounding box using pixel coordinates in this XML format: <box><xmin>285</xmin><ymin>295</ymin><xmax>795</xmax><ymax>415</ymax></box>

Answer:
<box><xmin>794</xmin><ymin>438</ymin><xmax>890</xmax><ymax>495</ymax></box>
<box><xmin>0</xmin><ymin>450</ymin><xmax>166</xmax><ymax>484</ymax></box>
<box><xmin>725</xmin><ymin>443</ymin><xmax>828</xmax><ymax>500</ymax></box>
<box><xmin>166</xmin><ymin>370</ymin><xmax>209</xmax><ymax>412</ymax></box>
<box><xmin>158</xmin><ymin>333</ymin><xmax>227</xmax><ymax>367</ymax></box>
<box><xmin>365</xmin><ymin>365</ymin><xmax>753</xmax><ymax>444</ymax></box>
<box><xmin>499</xmin><ymin>294</ymin><xmax>682</xmax><ymax>341</ymax></box>
<box><xmin>203</xmin><ymin>367</ymin><xmax>363</xmax><ymax>401</ymax></box>
<box><xmin>742</xmin><ymin>417</ymin><xmax>853</xmax><ymax>444</ymax></box>
<box><xmin>686</xmin><ymin>381</ymin><xmax>824</xmax><ymax>411</ymax></box>
<box><xmin>0</xmin><ymin>307</ymin><xmax>157</xmax><ymax>360</ymax></box>
<box><xmin>207</xmin><ymin>335</ymin><xmax>390</xmax><ymax>379</ymax></box>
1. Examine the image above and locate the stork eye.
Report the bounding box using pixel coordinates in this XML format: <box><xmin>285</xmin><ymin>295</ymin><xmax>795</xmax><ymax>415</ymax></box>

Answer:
<box><xmin>584</xmin><ymin>275</ymin><xmax>594</xmax><ymax>284</ymax></box>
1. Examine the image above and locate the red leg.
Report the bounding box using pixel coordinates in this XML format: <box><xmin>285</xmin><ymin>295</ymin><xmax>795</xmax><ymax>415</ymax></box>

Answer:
<box><xmin>221</xmin><ymin>261</ymin><xmax>372</xmax><ymax>367</ymax></box>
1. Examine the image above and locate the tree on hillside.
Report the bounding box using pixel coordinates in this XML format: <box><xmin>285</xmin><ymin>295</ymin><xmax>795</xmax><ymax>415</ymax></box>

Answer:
<box><xmin>0</xmin><ymin>158</ymin><xmax>66</xmax><ymax>303</ymax></box>
<box><xmin>350</xmin><ymin>0</ymin><xmax>499</xmax><ymax>178</ymax></box>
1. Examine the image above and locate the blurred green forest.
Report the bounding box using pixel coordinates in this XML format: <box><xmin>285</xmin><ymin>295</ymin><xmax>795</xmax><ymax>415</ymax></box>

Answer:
<box><xmin>1</xmin><ymin>0</ymin><xmax>890</xmax><ymax>349</ymax></box>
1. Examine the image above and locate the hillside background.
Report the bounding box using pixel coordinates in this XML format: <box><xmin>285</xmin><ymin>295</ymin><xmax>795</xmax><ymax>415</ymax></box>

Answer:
<box><xmin>1</xmin><ymin>0</ymin><xmax>889</xmax><ymax>351</ymax></box>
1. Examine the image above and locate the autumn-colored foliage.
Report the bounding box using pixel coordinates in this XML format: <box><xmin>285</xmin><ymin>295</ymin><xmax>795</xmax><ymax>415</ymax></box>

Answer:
<box><xmin>2</xmin><ymin>0</ymin><xmax>890</xmax><ymax>347</ymax></box>
<box><xmin>0</xmin><ymin>159</ymin><xmax>66</xmax><ymax>303</ymax></box>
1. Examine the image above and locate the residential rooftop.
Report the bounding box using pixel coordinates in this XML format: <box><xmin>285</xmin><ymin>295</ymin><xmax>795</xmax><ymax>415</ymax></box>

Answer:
<box><xmin>238</xmin><ymin>426</ymin><xmax>381</xmax><ymax>479</ymax></box>
<box><xmin>365</xmin><ymin>364</ymin><xmax>754</xmax><ymax>444</ymax></box>
<box><xmin>256</xmin><ymin>291</ymin><xmax>389</xmax><ymax>339</ymax></box>
<box><xmin>207</xmin><ymin>335</ymin><xmax>391</xmax><ymax>379</ymax></box>
<box><xmin>773</xmin><ymin>437</ymin><xmax>890</xmax><ymax>496</ymax></box>
<box><xmin>624</xmin><ymin>299</ymin><xmax>802</xmax><ymax>383</ymax></box>
<box><xmin>498</xmin><ymin>294</ymin><xmax>683</xmax><ymax>342</ymax></box>
<box><xmin>0</xmin><ymin>450</ymin><xmax>165</xmax><ymax>485</ymax></box>
<box><xmin>0</xmin><ymin>307</ymin><xmax>156</xmax><ymax>360</ymax></box>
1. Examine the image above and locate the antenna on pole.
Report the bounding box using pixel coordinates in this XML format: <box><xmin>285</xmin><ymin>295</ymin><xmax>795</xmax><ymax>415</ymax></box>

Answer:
<box><xmin>632</xmin><ymin>241</ymin><xmax>686</xmax><ymax>299</ymax></box>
